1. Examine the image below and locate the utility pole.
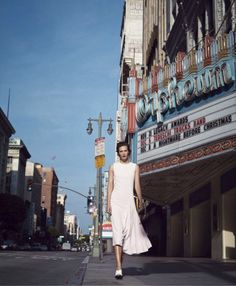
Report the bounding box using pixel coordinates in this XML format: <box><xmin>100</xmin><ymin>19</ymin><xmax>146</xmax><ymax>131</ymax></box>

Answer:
<box><xmin>86</xmin><ymin>112</ymin><xmax>113</xmax><ymax>260</ymax></box>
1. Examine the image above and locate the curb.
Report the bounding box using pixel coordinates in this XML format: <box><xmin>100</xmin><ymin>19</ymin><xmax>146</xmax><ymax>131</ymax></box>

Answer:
<box><xmin>66</xmin><ymin>255</ymin><xmax>90</xmax><ymax>286</ymax></box>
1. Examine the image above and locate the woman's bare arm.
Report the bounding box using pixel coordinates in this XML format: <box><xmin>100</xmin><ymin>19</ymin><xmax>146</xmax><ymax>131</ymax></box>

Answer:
<box><xmin>134</xmin><ymin>164</ymin><xmax>143</xmax><ymax>208</ymax></box>
<box><xmin>107</xmin><ymin>165</ymin><xmax>114</xmax><ymax>214</ymax></box>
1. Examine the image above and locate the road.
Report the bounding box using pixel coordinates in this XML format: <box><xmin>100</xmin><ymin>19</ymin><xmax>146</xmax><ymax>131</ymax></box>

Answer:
<box><xmin>0</xmin><ymin>250</ymin><xmax>88</xmax><ymax>285</ymax></box>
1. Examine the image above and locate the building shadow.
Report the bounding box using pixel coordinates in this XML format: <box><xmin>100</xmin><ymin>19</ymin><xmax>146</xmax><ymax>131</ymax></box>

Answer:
<box><xmin>123</xmin><ymin>259</ymin><xmax>236</xmax><ymax>285</ymax></box>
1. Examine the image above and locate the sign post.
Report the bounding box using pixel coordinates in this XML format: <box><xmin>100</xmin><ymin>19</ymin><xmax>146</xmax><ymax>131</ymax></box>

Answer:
<box><xmin>86</xmin><ymin>112</ymin><xmax>113</xmax><ymax>261</ymax></box>
<box><xmin>95</xmin><ymin>137</ymin><xmax>105</xmax><ymax>168</ymax></box>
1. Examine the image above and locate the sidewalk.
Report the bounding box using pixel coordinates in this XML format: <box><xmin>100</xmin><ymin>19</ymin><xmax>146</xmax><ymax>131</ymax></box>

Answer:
<box><xmin>82</xmin><ymin>253</ymin><xmax>236</xmax><ymax>285</ymax></box>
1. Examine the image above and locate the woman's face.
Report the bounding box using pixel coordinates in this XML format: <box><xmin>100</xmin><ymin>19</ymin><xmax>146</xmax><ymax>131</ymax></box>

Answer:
<box><xmin>118</xmin><ymin>146</ymin><xmax>129</xmax><ymax>162</ymax></box>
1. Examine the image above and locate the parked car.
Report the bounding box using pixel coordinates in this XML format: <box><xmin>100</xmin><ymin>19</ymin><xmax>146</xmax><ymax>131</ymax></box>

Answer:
<box><xmin>40</xmin><ymin>244</ymin><xmax>48</xmax><ymax>251</ymax></box>
<box><xmin>0</xmin><ymin>240</ymin><xmax>17</xmax><ymax>250</ymax></box>
<box><xmin>18</xmin><ymin>243</ymin><xmax>31</xmax><ymax>251</ymax></box>
<box><xmin>30</xmin><ymin>242</ymin><xmax>49</xmax><ymax>251</ymax></box>
<box><xmin>71</xmin><ymin>246</ymin><xmax>78</xmax><ymax>252</ymax></box>
<box><xmin>31</xmin><ymin>242</ymin><xmax>42</xmax><ymax>251</ymax></box>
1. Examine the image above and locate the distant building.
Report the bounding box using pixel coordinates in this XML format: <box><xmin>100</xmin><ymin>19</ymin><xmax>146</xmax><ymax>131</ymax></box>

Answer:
<box><xmin>0</xmin><ymin>107</ymin><xmax>15</xmax><ymax>193</ymax></box>
<box><xmin>56</xmin><ymin>193</ymin><xmax>67</xmax><ymax>236</ymax></box>
<box><xmin>24</xmin><ymin>161</ymin><xmax>43</xmax><ymax>236</ymax></box>
<box><xmin>6</xmin><ymin>138</ymin><xmax>31</xmax><ymax>200</ymax></box>
<box><xmin>37</xmin><ymin>166</ymin><xmax>59</xmax><ymax>227</ymax></box>
<box><xmin>64</xmin><ymin>212</ymin><xmax>78</xmax><ymax>242</ymax></box>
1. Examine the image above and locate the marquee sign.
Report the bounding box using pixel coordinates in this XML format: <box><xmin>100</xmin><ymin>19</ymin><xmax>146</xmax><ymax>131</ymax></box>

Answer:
<box><xmin>136</xmin><ymin>60</ymin><xmax>235</xmax><ymax>126</ymax></box>
<box><xmin>131</xmin><ymin>31</ymin><xmax>236</xmax><ymax>129</ymax></box>
<box><xmin>137</xmin><ymin>93</ymin><xmax>236</xmax><ymax>164</ymax></box>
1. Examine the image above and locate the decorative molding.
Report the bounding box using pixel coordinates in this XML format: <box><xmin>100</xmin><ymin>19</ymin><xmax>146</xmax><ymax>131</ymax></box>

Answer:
<box><xmin>216</xmin><ymin>0</ymin><xmax>224</xmax><ymax>33</ymax></box>
<box><xmin>140</xmin><ymin>136</ymin><xmax>236</xmax><ymax>174</ymax></box>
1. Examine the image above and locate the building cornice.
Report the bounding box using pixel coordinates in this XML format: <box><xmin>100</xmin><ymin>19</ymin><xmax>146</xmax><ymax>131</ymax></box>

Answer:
<box><xmin>0</xmin><ymin>108</ymin><xmax>15</xmax><ymax>136</ymax></box>
<box><xmin>9</xmin><ymin>138</ymin><xmax>31</xmax><ymax>159</ymax></box>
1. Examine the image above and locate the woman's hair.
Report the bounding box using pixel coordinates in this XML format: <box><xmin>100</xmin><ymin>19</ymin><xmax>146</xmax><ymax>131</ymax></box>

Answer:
<box><xmin>116</xmin><ymin>141</ymin><xmax>131</xmax><ymax>155</ymax></box>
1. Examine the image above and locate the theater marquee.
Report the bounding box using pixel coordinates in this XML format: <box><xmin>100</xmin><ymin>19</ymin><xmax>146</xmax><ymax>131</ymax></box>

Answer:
<box><xmin>137</xmin><ymin>93</ymin><xmax>236</xmax><ymax>164</ymax></box>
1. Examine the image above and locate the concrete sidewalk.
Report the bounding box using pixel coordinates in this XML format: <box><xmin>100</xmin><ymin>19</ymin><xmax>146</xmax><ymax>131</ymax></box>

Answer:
<box><xmin>82</xmin><ymin>253</ymin><xmax>236</xmax><ymax>285</ymax></box>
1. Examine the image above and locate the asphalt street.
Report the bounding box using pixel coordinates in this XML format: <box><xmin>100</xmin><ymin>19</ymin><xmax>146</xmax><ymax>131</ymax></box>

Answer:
<box><xmin>0</xmin><ymin>250</ymin><xmax>88</xmax><ymax>285</ymax></box>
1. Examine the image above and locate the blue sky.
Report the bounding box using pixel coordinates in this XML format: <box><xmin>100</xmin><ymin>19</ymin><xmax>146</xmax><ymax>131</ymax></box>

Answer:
<box><xmin>0</xmin><ymin>0</ymin><xmax>123</xmax><ymax>233</ymax></box>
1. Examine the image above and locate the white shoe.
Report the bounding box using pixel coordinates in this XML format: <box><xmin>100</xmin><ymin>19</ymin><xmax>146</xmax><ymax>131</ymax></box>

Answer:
<box><xmin>115</xmin><ymin>269</ymin><xmax>123</xmax><ymax>279</ymax></box>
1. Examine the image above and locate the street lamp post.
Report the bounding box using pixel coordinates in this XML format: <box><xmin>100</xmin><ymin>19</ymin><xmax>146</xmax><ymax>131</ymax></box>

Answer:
<box><xmin>86</xmin><ymin>112</ymin><xmax>113</xmax><ymax>260</ymax></box>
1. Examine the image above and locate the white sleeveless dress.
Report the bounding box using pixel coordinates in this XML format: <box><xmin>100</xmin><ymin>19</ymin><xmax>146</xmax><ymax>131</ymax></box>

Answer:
<box><xmin>111</xmin><ymin>161</ymin><xmax>152</xmax><ymax>255</ymax></box>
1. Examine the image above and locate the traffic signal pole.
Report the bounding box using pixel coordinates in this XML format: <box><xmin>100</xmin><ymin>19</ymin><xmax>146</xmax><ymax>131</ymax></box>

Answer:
<box><xmin>58</xmin><ymin>185</ymin><xmax>88</xmax><ymax>199</ymax></box>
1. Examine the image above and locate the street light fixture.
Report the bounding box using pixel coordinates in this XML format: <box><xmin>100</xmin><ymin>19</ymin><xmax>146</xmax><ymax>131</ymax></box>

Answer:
<box><xmin>107</xmin><ymin>119</ymin><xmax>113</xmax><ymax>135</ymax></box>
<box><xmin>86</xmin><ymin>112</ymin><xmax>113</xmax><ymax>260</ymax></box>
<box><xmin>86</xmin><ymin>119</ymin><xmax>93</xmax><ymax>135</ymax></box>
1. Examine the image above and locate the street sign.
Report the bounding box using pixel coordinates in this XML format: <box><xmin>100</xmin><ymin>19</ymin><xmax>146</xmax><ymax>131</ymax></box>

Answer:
<box><xmin>95</xmin><ymin>155</ymin><xmax>105</xmax><ymax>168</ymax></box>
<box><xmin>95</xmin><ymin>137</ymin><xmax>105</xmax><ymax>157</ymax></box>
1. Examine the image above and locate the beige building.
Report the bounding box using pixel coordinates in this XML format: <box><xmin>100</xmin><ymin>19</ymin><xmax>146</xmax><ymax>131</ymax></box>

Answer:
<box><xmin>56</xmin><ymin>193</ymin><xmax>67</xmax><ymax>236</ymax></box>
<box><xmin>118</xmin><ymin>0</ymin><xmax>236</xmax><ymax>259</ymax></box>
<box><xmin>64</xmin><ymin>211</ymin><xmax>79</xmax><ymax>242</ymax></box>
<box><xmin>117</xmin><ymin>0</ymin><xmax>144</xmax><ymax>142</ymax></box>
<box><xmin>0</xmin><ymin>108</ymin><xmax>15</xmax><ymax>193</ymax></box>
<box><xmin>24</xmin><ymin>161</ymin><xmax>43</xmax><ymax>233</ymax></box>
<box><xmin>143</xmin><ymin>0</ymin><xmax>236</xmax><ymax>70</ymax></box>
<box><xmin>143</xmin><ymin>0</ymin><xmax>167</xmax><ymax>69</ymax></box>
<box><xmin>6</xmin><ymin>138</ymin><xmax>31</xmax><ymax>200</ymax></box>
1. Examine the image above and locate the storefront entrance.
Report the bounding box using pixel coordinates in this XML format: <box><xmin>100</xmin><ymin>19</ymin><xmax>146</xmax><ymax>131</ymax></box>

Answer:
<box><xmin>190</xmin><ymin>200</ymin><xmax>211</xmax><ymax>257</ymax></box>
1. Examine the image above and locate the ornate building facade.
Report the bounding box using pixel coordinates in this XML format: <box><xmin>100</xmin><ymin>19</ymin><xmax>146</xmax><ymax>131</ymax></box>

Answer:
<box><xmin>117</xmin><ymin>0</ymin><xmax>144</xmax><ymax>143</ymax></box>
<box><xmin>118</xmin><ymin>0</ymin><xmax>236</xmax><ymax>259</ymax></box>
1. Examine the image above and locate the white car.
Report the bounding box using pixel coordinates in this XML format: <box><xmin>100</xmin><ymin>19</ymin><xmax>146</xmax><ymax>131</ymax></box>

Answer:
<box><xmin>62</xmin><ymin>242</ymin><xmax>71</xmax><ymax>251</ymax></box>
<box><xmin>1</xmin><ymin>240</ymin><xmax>17</xmax><ymax>250</ymax></box>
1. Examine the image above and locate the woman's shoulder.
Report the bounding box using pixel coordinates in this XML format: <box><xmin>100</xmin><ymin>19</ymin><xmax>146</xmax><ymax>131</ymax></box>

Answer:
<box><xmin>109</xmin><ymin>163</ymin><xmax>115</xmax><ymax>171</ymax></box>
<box><xmin>111</xmin><ymin>162</ymin><xmax>119</xmax><ymax>170</ymax></box>
<box><xmin>129</xmin><ymin>162</ymin><xmax>137</xmax><ymax>169</ymax></box>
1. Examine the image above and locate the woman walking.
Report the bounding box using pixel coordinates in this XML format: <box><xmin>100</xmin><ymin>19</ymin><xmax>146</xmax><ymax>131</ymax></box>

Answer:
<box><xmin>107</xmin><ymin>142</ymin><xmax>151</xmax><ymax>279</ymax></box>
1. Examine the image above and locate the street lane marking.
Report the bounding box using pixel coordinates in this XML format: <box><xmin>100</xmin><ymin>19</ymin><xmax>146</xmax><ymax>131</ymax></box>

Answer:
<box><xmin>82</xmin><ymin>256</ymin><xmax>89</xmax><ymax>264</ymax></box>
<box><xmin>31</xmin><ymin>255</ymin><xmax>76</xmax><ymax>261</ymax></box>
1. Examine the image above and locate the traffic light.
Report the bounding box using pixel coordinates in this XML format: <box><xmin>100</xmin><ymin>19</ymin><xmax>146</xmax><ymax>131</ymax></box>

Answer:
<box><xmin>27</xmin><ymin>179</ymin><xmax>33</xmax><ymax>191</ymax></box>
<box><xmin>87</xmin><ymin>195</ymin><xmax>95</xmax><ymax>214</ymax></box>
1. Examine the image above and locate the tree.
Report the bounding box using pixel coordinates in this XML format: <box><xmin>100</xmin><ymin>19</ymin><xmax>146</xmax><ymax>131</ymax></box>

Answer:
<box><xmin>0</xmin><ymin>193</ymin><xmax>27</xmax><ymax>235</ymax></box>
<box><xmin>47</xmin><ymin>226</ymin><xmax>59</xmax><ymax>238</ymax></box>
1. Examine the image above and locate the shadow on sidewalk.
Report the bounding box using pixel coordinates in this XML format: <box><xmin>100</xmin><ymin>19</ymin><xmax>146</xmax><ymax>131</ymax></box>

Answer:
<box><xmin>123</xmin><ymin>259</ymin><xmax>236</xmax><ymax>285</ymax></box>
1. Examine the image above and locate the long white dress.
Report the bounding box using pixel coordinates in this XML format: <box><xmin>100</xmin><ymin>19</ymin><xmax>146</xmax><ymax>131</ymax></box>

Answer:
<box><xmin>111</xmin><ymin>161</ymin><xmax>152</xmax><ymax>255</ymax></box>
